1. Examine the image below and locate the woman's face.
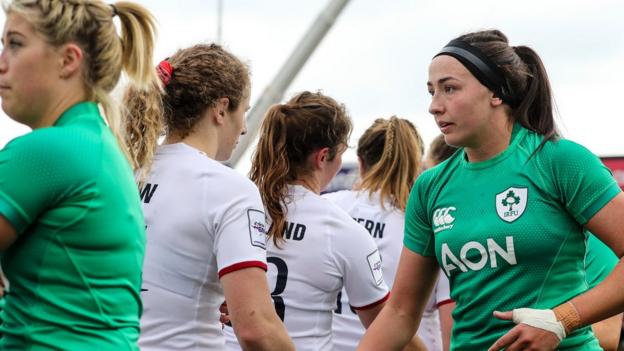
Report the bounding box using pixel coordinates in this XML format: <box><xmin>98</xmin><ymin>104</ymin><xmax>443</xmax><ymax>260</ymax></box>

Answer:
<box><xmin>427</xmin><ymin>55</ymin><xmax>497</xmax><ymax>149</ymax></box>
<box><xmin>0</xmin><ymin>11</ymin><xmax>62</xmax><ymax>127</ymax></box>
<box><xmin>215</xmin><ymin>87</ymin><xmax>250</xmax><ymax>161</ymax></box>
<box><xmin>320</xmin><ymin>143</ymin><xmax>346</xmax><ymax>191</ymax></box>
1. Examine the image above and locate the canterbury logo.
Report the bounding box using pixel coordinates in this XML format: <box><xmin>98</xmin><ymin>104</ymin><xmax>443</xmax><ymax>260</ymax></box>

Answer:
<box><xmin>433</xmin><ymin>207</ymin><xmax>456</xmax><ymax>233</ymax></box>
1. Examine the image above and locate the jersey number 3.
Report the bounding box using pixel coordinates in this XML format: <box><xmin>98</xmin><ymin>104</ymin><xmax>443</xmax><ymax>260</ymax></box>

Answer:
<box><xmin>268</xmin><ymin>256</ymin><xmax>288</xmax><ymax>321</ymax></box>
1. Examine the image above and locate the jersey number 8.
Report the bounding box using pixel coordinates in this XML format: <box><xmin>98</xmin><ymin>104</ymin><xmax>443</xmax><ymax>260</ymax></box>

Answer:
<box><xmin>267</xmin><ymin>256</ymin><xmax>288</xmax><ymax>321</ymax></box>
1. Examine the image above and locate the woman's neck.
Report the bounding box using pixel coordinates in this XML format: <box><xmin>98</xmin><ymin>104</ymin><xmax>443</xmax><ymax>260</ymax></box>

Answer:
<box><xmin>165</xmin><ymin>125</ymin><xmax>218</xmax><ymax>159</ymax></box>
<box><xmin>29</xmin><ymin>92</ymin><xmax>86</xmax><ymax>129</ymax></box>
<box><xmin>291</xmin><ymin>176</ymin><xmax>322</xmax><ymax>195</ymax></box>
<box><xmin>464</xmin><ymin>119</ymin><xmax>514</xmax><ymax>163</ymax></box>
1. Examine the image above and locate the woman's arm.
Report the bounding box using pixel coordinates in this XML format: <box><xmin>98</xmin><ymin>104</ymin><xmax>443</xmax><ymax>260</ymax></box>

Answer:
<box><xmin>355</xmin><ymin>303</ymin><xmax>385</xmax><ymax>328</ymax></box>
<box><xmin>356</xmin><ymin>297</ymin><xmax>429</xmax><ymax>351</ymax></box>
<box><xmin>357</xmin><ymin>248</ymin><xmax>439</xmax><ymax>350</ymax></box>
<box><xmin>591</xmin><ymin>313</ymin><xmax>622</xmax><ymax>351</ymax></box>
<box><xmin>221</xmin><ymin>267</ymin><xmax>294</xmax><ymax>351</ymax></box>
<box><xmin>489</xmin><ymin>193</ymin><xmax>624</xmax><ymax>351</ymax></box>
<box><xmin>439</xmin><ymin>301</ymin><xmax>456</xmax><ymax>351</ymax></box>
<box><xmin>0</xmin><ymin>216</ymin><xmax>17</xmax><ymax>250</ymax></box>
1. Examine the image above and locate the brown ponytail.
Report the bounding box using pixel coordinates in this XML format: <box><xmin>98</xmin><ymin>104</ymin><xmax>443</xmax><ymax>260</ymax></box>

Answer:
<box><xmin>250</xmin><ymin>91</ymin><xmax>352</xmax><ymax>244</ymax></box>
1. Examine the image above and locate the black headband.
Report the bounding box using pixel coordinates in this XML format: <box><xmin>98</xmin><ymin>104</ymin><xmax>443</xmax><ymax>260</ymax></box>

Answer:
<box><xmin>434</xmin><ymin>40</ymin><xmax>517</xmax><ymax>107</ymax></box>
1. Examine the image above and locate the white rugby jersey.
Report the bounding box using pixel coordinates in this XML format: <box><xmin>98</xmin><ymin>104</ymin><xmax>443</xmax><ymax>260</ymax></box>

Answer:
<box><xmin>225</xmin><ymin>185</ymin><xmax>389</xmax><ymax>351</ymax></box>
<box><xmin>138</xmin><ymin>143</ymin><xmax>268</xmax><ymax>351</ymax></box>
<box><xmin>325</xmin><ymin>190</ymin><xmax>452</xmax><ymax>351</ymax></box>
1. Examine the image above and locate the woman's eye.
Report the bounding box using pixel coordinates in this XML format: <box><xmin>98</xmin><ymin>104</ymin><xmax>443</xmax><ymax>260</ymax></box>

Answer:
<box><xmin>8</xmin><ymin>39</ymin><xmax>22</xmax><ymax>48</ymax></box>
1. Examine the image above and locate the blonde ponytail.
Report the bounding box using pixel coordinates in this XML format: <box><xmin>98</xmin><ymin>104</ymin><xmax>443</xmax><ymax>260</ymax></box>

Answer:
<box><xmin>6</xmin><ymin>0</ymin><xmax>159</xmax><ymax>162</ymax></box>
<box><xmin>358</xmin><ymin>117</ymin><xmax>424</xmax><ymax>211</ymax></box>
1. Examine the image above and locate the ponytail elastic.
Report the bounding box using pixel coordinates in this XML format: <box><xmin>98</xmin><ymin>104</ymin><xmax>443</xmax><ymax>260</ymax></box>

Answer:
<box><xmin>435</xmin><ymin>40</ymin><xmax>518</xmax><ymax>107</ymax></box>
<box><xmin>156</xmin><ymin>60</ymin><xmax>173</xmax><ymax>86</ymax></box>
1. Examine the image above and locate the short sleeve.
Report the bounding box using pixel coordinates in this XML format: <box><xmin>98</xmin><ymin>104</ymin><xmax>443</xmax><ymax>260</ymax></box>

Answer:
<box><xmin>0</xmin><ymin>132</ymin><xmax>81</xmax><ymax>234</ymax></box>
<box><xmin>403</xmin><ymin>172</ymin><xmax>436</xmax><ymax>257</ymax></box>
<box><xmin>330</xmin><ymin>215</ymin><xmax>389</xmax><ymax>309</ymax></box>
<box><xmin>543</xmin><ymin>140</ymin><xmax>621</xmax><ymax>224</ymax></box>
<box><xmin>585</xmin><ymin>233</ymin><xmax>618</xmax><ymax>289</ymax></box>
<box><xmin>214</xmin><ymin>180</ymin><xmax>268</xmax><ymax>278</ymax></box>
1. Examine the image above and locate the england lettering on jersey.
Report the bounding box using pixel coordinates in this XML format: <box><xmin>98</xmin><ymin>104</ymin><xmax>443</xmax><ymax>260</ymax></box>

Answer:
<box><xmin>140</xmin><ymin>182</ymin><xmax>159</xmax><ymax>203</ymax></box>
<box><xmin>138</xmin><ymin>143</ymin><xmax>268</xmax><ymax>351</ymax></box>
<box><xmin>225</xmin><ymin>185</ymin><xmax>388</xmax><ymax>351</ymax></box>
<box><xmin>326</xmin><ymin>190</ymin><xmax>451</xmax><ymax>351</ymax></box>
<box><xmin>354</xmin><ymin>217</ymin><xmax>386</xmax><ymax>238</ymax></box>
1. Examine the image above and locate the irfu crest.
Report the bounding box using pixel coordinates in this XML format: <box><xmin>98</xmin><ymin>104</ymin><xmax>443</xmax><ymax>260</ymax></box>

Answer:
<box><xmin>495</xmin><ymin>187</ymin><xmax>527</xmax><ymax>223</ymax></box>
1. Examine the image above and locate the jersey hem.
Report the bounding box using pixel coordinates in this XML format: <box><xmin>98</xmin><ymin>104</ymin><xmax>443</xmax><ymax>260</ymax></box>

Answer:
<box><xmin>218</xmin><ymin>261</ymin><xmax>268</xmax><ymax>278</ymax></box>
<box><xmin>351</xmin><ymin>292</ymin><xmax>390</xmax><ymax>310</ymax></box>
<box><xmin>436</xmin><ymin>299</ymin><xmax>454</xmax><ymax>308</ymax></box>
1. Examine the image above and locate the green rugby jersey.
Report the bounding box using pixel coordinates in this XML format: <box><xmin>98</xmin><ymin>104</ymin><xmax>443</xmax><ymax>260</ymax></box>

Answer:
<box><xmin>405</xmin><ymin>125</ymin><xmax>620</xmax><ymax>350</ymax></box>
<box><xmin>0</xmin><ymin>102</ymin><xmax>145</xmax><ymax>350</ymax></box>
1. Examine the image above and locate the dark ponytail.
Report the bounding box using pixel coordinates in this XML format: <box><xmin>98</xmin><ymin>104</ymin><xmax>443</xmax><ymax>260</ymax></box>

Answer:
<box><xmin>512</xmin><ymin>45</ymin><xmax>557</xmax><ymax>141</ymax></box>
<box><xmin>456</xmin><ymin>30</ymin><xmax>558</xmax><ymax>141</ymax></box>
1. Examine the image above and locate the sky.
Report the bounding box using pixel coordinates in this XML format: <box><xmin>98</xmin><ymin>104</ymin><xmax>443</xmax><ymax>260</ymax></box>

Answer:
<box><xmin>1</xmin><ymin>0</ymin><xmax>623</xmax><ymax>173</ymax></box>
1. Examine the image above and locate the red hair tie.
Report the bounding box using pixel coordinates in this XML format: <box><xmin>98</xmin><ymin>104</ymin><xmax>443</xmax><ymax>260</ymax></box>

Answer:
<box><xmin>156</xmin><ymin>60</ymin><xmax>173</xmax><ymax>86</ymax></box>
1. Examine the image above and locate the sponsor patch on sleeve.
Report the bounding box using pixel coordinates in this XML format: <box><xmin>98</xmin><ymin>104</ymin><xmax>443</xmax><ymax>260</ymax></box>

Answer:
<box><xmin>247</xmin><ymin>209</ymin><xmax>268</xmax><ymax>250</ymax></box>
<box><xmin>366</xmin><ymin>249</ymin><xmax>384</xmax><ymax>286</ymax></box>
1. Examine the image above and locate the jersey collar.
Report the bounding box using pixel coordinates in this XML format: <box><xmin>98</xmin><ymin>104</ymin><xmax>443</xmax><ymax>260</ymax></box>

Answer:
<box><xmin>54</xmin><ymin>102</ymin><xmax>100</xmax><ymax>127</ymax></box>
<box><xmin>461</xmin><ymin>123</ymin><xmax>527</xmax><ymax>170</ymax></box>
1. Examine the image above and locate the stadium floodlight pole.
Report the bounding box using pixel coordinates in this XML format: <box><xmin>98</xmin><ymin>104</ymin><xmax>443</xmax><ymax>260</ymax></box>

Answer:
<box><xmin>217</xmin><ymin>0</ymin><xmax>223</xmax><ymax>44</ymax></box>
<box><xmin>227</xmin><ymin>0</ymin><xmax>351</xmax><ymax>168</ymax></box>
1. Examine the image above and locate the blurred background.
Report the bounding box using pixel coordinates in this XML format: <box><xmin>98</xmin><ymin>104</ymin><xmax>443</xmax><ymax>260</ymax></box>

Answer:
<box><xmin>1</xmin><ymin>0</ymin><xmax>623</xmax><ymax>177</ymax></box>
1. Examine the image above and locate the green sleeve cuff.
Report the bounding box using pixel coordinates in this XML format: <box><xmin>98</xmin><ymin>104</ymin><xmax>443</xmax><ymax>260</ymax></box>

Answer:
<box><xmin>580</xmin><ymin>184</ymin><xmax>621</xmax><ymax>225</ymax></box>
<box><xmin>0</xmin><ymin>194</ymin><xmax>28</xmax><ymax>234</ymax></box>
<box><xmin>403</xmin><ymin>233</ymin><xmax>436</xmax><ymax>257</ymax></box>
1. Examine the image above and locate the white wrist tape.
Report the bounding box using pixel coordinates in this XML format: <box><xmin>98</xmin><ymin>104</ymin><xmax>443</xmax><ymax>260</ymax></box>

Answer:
<box><xmin>512</xmin><ymin>308</ymin><xmax>566</xmax><ymax>341</ymax></box>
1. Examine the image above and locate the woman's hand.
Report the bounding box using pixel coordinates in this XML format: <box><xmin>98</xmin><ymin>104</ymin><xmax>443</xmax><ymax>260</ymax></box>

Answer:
<box><xmin>488</xmin><ymin>310</ymin><xmax>562</xmax><ymax>351</ymax></box>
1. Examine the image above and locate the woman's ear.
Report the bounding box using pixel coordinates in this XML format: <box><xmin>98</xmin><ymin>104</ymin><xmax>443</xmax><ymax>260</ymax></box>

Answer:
<box><xmin>58</xmin><ymin>43</ymin><xmax>83</xmax><ymax>79</ymax></box>
<box><xmin>357</xmin><ymin>156</ymin><xmax>367</xmax><ymax>178</ymax></box>
<box><xmin>313</xmin><ymin>147</ymin><xmax>330</xmax><ymax>170</ymax></box>
<box><xmin>214</xmin><ymin>97</ymin><xmax>230</xmax><ymax>124</ymax></box>
<box><xmin>490</xmin><ymin>93</ymin><xmax>504</xmax><ymax>107</ymax></box>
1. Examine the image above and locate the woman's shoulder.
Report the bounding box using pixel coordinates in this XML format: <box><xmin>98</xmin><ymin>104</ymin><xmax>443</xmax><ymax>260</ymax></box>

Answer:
<box><xmin>1</xmin><ymin>126</ymin><xmax>101</xmax><ymax>178</ymax></box>
<box><xmin>157</xmin><ymin>144</ymin><xmax>259</xmax><ymax>193</ymax></box>
<box><xmin>532</xmin><ymin>136</ymin><xmax>603</xmax><ymax>174</ymax></box>
<box><xmin>5</xmin><ymin>125</ymin><xmax>81</xmax><ymax>152</ymax></box>
<box><xmin>539</xmin><ymin>137</ymin><xmax>596</xmax><ymax>158</ymax></box>
<box><xmin>208</xmin><ymin>162</ymin><xmax>260</xmax><ymax>197</ymax></box>
<box><xmin>322</xmin><ymin>189</ymin><xmax>358</xmax><ymax>209</ymax></box>
<box><xmin>318</xmin><ymin>196</ymin><xmax>370</xmax><ymax>236</ymax></box>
